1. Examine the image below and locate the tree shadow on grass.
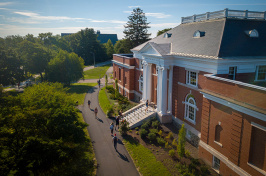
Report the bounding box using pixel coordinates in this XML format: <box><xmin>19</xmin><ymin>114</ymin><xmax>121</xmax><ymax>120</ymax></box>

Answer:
<box><xmin>123</xmin><ymin>135</ymin><xmax>139</xmax><ymax>145</ymax></box>
<box><xmin>67</xmin><ymin>84</ymin><xmax>97</xmax><ymax>95</ymax></box>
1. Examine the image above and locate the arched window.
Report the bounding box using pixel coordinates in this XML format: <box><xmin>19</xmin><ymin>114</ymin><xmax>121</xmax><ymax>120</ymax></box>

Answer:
<box><xmin>138</xmin><ymin>75</ymin><xmax>143</xmax><ymax>92</ymax></box>
<box><xmin>184</xmin><ymin>95</ymin><xmax>197</xmax><ymax>124</ymax></box>
<box><xmin>215</xmin><ymin>125</ymin><xmax>223</xmax><ymax>143</ymax></box>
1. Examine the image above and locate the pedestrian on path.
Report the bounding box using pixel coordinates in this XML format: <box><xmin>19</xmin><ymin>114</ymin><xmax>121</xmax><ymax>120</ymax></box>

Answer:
<box><xmin>88</xmin><ymin>100</ymin><xmax>91</xmax><ymax>109</ymax></box>
<box><xmin>98</xmin><ymin>79</ymin><xmax>101</xmax><ymax>88</ymax></box>
<box><xmin>112</xmin><ymin>133</ymin><xmax>118</xmax><ymax>150</ymax></box>
<box><xmin>110</xmin><ymin>122</ymin><xmax>114</xmax><ymax>135</ymax></box>
<box><xmin>115</xmin><ymin>116</ymin><xmax>120</xmax><ymax>130</ymax></box>
<box><xmin>94</xmin><ymin>107</ymin><xmax>98</xmax><ymax>118</ymax></box>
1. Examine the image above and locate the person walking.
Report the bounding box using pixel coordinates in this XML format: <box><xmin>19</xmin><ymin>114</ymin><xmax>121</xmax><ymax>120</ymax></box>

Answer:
<box><xmin>88</xmin><ymin>100</ymin><xmax>91</xmax><ymax>109</ymax></box>
<box><xmin>115</xmin><ymin>116</ymin><xmax>120</xmax><ymax>130</ymax></box>
<box><xmin>112</xmin><ymin>133</ymin><xmax>118</xmax><ymax>150</ymax></box>
<box><xmin>110</xmin><ymin>122</ymin><xmax>114</xmax><ymax>135</ymax></box>
<box><xmin>145</xmin><ymin>100</ymin><xmax>149</xmax><ymax>113</ymax></box>
<box><xmin>98</xmin><ymin>79</ymin><xmax>101</xmax><ymax>88</ymax></box>
<box><xmin>94</xmin><ymin>107</ymin><xmax>98</xmax><ymax>118</ymax></box>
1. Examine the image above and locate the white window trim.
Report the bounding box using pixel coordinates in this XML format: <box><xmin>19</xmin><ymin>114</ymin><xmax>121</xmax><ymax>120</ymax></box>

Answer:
<box><xmin>186</xmin><ymin>70</ymin><xmax>198</xmax><ymax>87</ymax></box>
<box><xmin>184</xmin><ymin>97</ymin><xmax>197</xmax><ymax>125</ymax></box>
<box><xmin>212</xmin><ymin>156</ymin><xmax>220</xmax><ymax>173</ymax></box>
<box><xmin>255</xmin><ymin>65</ymin><xmax>266</xmax><ymax>81</ymax></box>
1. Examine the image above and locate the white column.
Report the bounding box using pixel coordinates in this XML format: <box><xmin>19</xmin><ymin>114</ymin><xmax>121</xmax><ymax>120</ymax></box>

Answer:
<box><xmin>160</xmin><ymin>67</ymin><xmax>168</xmax><ymax>115</ymax></box>
<box><xmin>142</xmin><ymin>62</ymin><xmax>147</xmax><ymax>101</ymax></box>
<box><xmin>168</xmin><ymin>66</ymin><xmax>173</xmax><ymax>113</ymax></box>
<box><xmin>157</xmin><ymin>66</ymin><xmax>161</xmax><ymax>112</ymax></box>
<box><xmin>146</xmin><ymin>63</ymin><xmax>152</xmax><ymax>102</ymax></box>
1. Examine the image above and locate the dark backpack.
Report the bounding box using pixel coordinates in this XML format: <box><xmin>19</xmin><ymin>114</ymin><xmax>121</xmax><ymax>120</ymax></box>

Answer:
<box><xmin>113</xmin><ymin>136</ymin><xmax>117</xmax><ymax>143</ymax></box>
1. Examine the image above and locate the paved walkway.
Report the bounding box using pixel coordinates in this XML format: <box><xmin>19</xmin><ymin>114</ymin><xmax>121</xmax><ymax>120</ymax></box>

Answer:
<box><xmin>79</xmin><ymin>67</ymin><xmax>139</xmax><ymax>176</ymax></box>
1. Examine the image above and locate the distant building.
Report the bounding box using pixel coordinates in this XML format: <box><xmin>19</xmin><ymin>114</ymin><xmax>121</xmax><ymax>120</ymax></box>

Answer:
<box><xmin>61</xmin><ymin>30</ymin><xmax>118</xmax><ymax>45</ymax></box>
<box><xmin>113</xmin><ymin>9</ymin><xmax>266</xmax><ymax>176</ymax></box>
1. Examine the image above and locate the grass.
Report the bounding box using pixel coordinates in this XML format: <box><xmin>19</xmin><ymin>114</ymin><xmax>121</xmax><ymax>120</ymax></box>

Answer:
<box><xmin>67</xmin><ymin>83</ymin><xmax>97</xmax><ymax>105</ymax></box>
<box><xmin>98</xmin><ymin>86</ymin><xmax>111</xmax><ymax>114</ymax></box>
<box><xmin>123</xmin><ymin>135</ymin><xmax>172</xmax><ymax>176</ymax></box>
<box><xmin>84</xmin><ymin>65</ymin><xmax>110</xmax><ymax>79</ymax></box>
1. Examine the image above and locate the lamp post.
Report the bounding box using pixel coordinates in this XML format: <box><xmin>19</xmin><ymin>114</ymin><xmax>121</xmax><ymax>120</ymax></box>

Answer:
<box><xmin>90</xmin><ymin>52</ymin><xmax>95</xmax><ymax>68</ymax></box>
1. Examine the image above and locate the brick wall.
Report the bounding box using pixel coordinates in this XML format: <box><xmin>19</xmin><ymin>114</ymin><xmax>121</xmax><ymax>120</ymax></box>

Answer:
<box><xmin>200</xmin><ymin>100</ymin><xmax>266</xmax><ymax>176</ymax></box>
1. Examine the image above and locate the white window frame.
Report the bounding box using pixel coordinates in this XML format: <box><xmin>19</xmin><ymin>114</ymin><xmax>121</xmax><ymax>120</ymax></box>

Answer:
<box><xmin>255</xmin><ymin>65</ymin><xmax>266</xmax><ymax>81</ymax></box>
<box><xmin>186</xmin><ymin>70</ymin><xmax>198</xmax><ymax>87</ymax></box>
<box><xmin>228</xmin><ymin>66</ymin><xmax>237</xmax><ymax>80</ymax></box>
<box><xmin>213</xmin><ymin>156</ymin><xmax>220</xmax><ymax>172</ymax></box>
<box><xmin>184</xmin><ymin>96</ymin><xmax>197</xmax><ymax>125</ymax></box>
<box><xmin>138</xmin><ymin>75</ymin><xmax>143</xmax><ymax>92</ymax></box>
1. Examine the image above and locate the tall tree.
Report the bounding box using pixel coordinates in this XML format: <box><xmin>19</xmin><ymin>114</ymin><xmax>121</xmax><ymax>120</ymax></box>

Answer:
<box><xmin>123</xmin><ymin>8</ymin><xmax>151</xmax><ymax>48</ymax></box>
<box><xmin>0</xmin><ymin>47</ymin><xmax>24</xmax><ymax>86</ymax></box>
<box><xmin>104</xmin><ymin>39</ymin><xmax>115</xmax><ymax>59</ymax></box>
<box><xmin>19</xmin><ymin>41</ymin><xmax>52</xmax><ymax>81</ymax></box>
<box><xmin>46</xmin><ymin>50</ymin><xmax>84</xmax><ymax>85</ymax></box>
<box><xmin>0</xmin><ymin>82</ymin><xmax>94</xmax><ymax>175</ymax></box>
<box><xmin>157</xmin><ymin>28</ymin><xmax>172</xmax><ymax>36</ymax></box>
<box><xmin>114</xmin><ymin>39</ymin><xmax>133</xmax><ymax>54</ymax></box>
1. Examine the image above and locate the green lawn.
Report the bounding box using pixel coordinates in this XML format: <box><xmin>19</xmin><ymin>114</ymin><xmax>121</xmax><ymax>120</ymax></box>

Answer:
<box><xmin>124</xmin><ymin>135</ymin><xmax>172</xmax><ymax>176</ymax></box>
<box><xmin>98</xmin><ymin>87</ymin><xmax>111</xmax><ymax>114</ymax></box>
<box><xmin>84</xmin><ymin>65</ymin><xmax>110</xmax><ymax>79</ymax></box>
<box><xmin>67</xmin><ymin>83</ymin><xmax>97</xmax><ymax>105</ymax></box>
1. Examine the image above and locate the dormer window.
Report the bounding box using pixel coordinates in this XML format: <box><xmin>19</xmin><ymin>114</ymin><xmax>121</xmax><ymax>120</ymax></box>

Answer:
<box><xmin>193</xmin><ymin>30</ymin><xmax>205</xmax><ymax>38</ymax></box>
<box><xmin>248</xmin><ymin>29</ymin><xmax>259</xmax><ymax>37</ymax></box>
<box><xmin>164</xmin><ymin>33</ymin><xmax>172</xmax><ymax>38</ymax></box>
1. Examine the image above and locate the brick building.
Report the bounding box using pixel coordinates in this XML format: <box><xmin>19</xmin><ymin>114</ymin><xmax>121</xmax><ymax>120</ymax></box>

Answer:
<box><xmin>112</xmin><ymin>9</ymin><xmax>266</xmax><ymax>176</ymax></box>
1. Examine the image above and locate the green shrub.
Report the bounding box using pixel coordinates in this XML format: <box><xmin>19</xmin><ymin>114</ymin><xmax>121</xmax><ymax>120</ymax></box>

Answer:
<box><xmin>157</xmin><ymin>137</ymin><xmax>166</xmax><ymax>146</ymax></box>
<box><xmin>140</xmin><ymin>129</ymin><xmax>148</xmax><ymax>138</ymax></box>
<box><xmin>169</xmin><ymin>149</ymin><xmax>175</xmax><ymax>158</ymax></box>
<box><xmin>136</xmin><ymin>131</ymin><xmax>139</xmax><ymax>135</ymax></box>
<box><xmin>149</xmin><ymin>129</ymin><xmax>158</xmax><ymax>134</ymax></box>
<box><xmin>147</xmin><ymin>132</ymin><xmax>157</xmax><ymax>142</ymax></box>
<box><xmin>141</xmin><ymin>121</ymin><xmax>150</xmax><ymax>130</ymax></box>
<box><xmin>200</xmin><ymin>165</ymin><xmax>210</xmax><ymax>176</ymax></box>
<box><xmin>185</xmin><ymin>149</ymin><xmax>190</xmax><ymax>158</ymax></box>
<box><xmin>165</xmin><ymin>142</ymin><xmax>170</xmax><ymax>149</ymax></box>
<box><xmin>151</xmin><ymin>120</ymin><xmax>160</xmax><ymax>129</ymax></box>
<box><xmin>166</xmin><ymin>132</ymin><xmax>174</xmax><ymax>139</ymax></box>
<box><xmin>119</xmin><ymin>120</ymin><xmax>130</xmax><ymax>136</ymax></box>
<box><xmin>106</xmin><ymin>106</ymin><xmax>114</xmax><ymax>118</ymax></box>
<box><xmin>158</xmin><ymin>130</ymin><xmax>163</xmax><ymax>136</ymax></box>
<box><xmin>135</xmin><ymin>127</ymin><xmax>139</xmax><ymax>131</ymax></box>
<box><xmin>172</xmin><ymin>139</ymin><xmax>178</xmax><ymax>147</ymax></box>
<box><xmin>191</xmin><ymin>158</ymin><xmax>200</xmax><ymax>166</ymax></box>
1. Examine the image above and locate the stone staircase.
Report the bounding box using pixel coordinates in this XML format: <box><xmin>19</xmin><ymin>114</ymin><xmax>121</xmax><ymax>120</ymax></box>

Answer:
<box><xmin>122</xmin><ymin>103</ymin><xmax>156</xmax><ymax>129</ymax></box>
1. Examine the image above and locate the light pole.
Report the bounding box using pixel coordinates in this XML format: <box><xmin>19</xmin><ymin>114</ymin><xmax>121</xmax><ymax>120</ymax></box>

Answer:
<box><xmin>90</xmin><ymin>52</ymin><xmax>95</xmax><ymax>68</ymax></box>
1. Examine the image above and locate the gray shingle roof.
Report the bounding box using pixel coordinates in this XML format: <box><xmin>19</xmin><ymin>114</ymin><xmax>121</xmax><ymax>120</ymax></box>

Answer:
<box><xmin>132</xmin><ymin>18</ymin><xmax>266</xmax><ymax>58</ymax></box>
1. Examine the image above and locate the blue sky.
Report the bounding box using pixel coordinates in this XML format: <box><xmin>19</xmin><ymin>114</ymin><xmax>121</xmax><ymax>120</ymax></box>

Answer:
<box><xmin>0</xmin><ymin>0</ymin><xmax>266</xmax><ymax>39</ymax></box>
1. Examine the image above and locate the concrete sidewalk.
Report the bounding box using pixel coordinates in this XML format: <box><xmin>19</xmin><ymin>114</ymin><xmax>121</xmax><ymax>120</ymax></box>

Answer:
<box><xmin>79</xmin><ymin>67</ymin><xmax>139</xmax><ymax>176</ymax></box>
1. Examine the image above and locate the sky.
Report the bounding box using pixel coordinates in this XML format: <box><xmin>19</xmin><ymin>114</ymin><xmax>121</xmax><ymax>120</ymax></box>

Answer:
<box><xmin>0</xmin><ymin>0</ymin><xmax>266</xmax><ymax>39</ymax></box>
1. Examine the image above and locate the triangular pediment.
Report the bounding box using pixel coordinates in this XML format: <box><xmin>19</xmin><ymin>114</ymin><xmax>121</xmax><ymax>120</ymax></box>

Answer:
<box><xmin>139</xmin><ymin>42</ymin><xmax>162</xmax><ymax>56</ymax></box>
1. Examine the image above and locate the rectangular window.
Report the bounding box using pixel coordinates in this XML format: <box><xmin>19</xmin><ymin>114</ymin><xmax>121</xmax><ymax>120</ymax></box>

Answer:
<box><xmin>119</xmin><ymin>68</ymin><xmax>121</xmax><ymax>81</ymax></box>
<box><xmin>119</xmin><ymin>87</ymin><xmax>121</xmax><ymax>93</ymax></box>
<box><xmin>228</xmin><ymin>66</ymin><xmax>237</xmax><ymax>80</ymax></box>
<box><xmin>186</xmin><ymin>70</ymin><xmax>197</xmax><ymax>86</ymax></box>
<box><xmin>249</xmin><ymin>125</ymin><xmax>266</xmax><ymax>170</ymax></box>
<box><xmin>125</xmin><ymin>77</ymin><xmax>127</xmax><ymax>84</ymax></box>
<box><xmin>213</xmin><ymin>156</ymin><xmax>220</xmax><ymax>171</ymax></box>
<box><xmin>256</xmin><ymin>65</ymin><xmax>266</xmax><ymax>81</ymax></box>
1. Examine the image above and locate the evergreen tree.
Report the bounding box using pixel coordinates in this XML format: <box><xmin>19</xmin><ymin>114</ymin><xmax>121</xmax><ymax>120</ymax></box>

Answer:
<box><xmin>114</xmin><ymin>39</ymin><xmax>133</xmax><ymax>54</ymax></box>
<box><xmin>104</xmin><ymin>39</ymin><xmax>115</xmax><ymax>59</ymax></box>
<box><xmin>105</xmin><ymin>74</ymin><xmax>108</xmax><ymax>88</ymax></box>
<box><xmin>115</xmin><ymin>79</ymin><xmax>119</xmax><ymax>98</ymax></box>
<box><xmin>123</xmin><ymin>8</ymin><xmax>151</xmax><ymax>48</ymax></box>
<box><xmin>177</xmin><ymin>124</ymin><xmax>186</xmax><ymax>158</ymax></box>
